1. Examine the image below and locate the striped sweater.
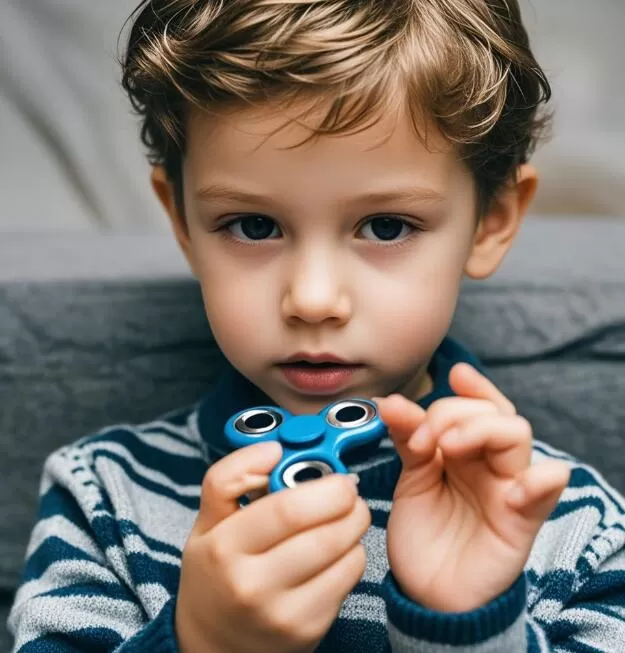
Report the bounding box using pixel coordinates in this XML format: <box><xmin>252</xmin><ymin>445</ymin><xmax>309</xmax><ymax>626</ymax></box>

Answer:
<box><xmin>8</xmin><ymin>337</ymin><xmax>625</xmax><ymax>652</ymax></box>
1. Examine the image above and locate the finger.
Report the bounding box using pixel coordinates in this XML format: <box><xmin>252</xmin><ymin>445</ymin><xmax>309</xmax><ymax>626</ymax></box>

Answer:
<box><xmin>506</xmin><ymin>460</ymin><xmax>571</xmax><ymax>524</ymax></box>
<box><xmin>374</xmin><ymin>394</ymin><xmax>426</xmax><ymax>446</ymax></box>
<box><xmin>283</xmin><ymin>542</ymin><xmax>367</xmax><ymax>626</ymax></box>
<box><xmin>438</xmin><ymin>414</ymin><xmax>533</xmax><ymax>477</ymax></box>
<box><xmin>448</xmin><ymin>363</ymin><xmax>517</xmax><ymax>415</ymax></box>
<box><xmin>375</xmin><ymin>395</ymin><xmax>435</xmax><ymax>471</ymax></box>
<box><xmin>425</xmin><ymin>396</ymin><xmax>499</xmax><ymax>437</ymax></box>
<box><xmin>193</xmin><ymin>441</ymin><xmax>283</xmax><ymax>535</ymax></box>
<box><xmin>260</xmin><ymin>497</ymin><xmax>371</xmax><ymax>589</ymax></box>
<box><xmin>213</xmin><ymin>473</ymin><xmax>359</xmax><ymax>554</ymax></box>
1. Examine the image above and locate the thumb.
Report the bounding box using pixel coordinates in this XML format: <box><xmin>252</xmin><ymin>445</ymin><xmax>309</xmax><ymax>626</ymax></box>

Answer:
<box><xmin>193</xmin><ymin>440</ymin><xmax>283</xmax><ymax>535</ymax></box>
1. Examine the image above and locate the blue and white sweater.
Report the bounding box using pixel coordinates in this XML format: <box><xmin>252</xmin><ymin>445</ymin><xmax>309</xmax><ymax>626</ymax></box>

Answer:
<box><xmin>8</xmin><ymin>338</ymin><xmax>625</xmax><ymax>652</ymax></box>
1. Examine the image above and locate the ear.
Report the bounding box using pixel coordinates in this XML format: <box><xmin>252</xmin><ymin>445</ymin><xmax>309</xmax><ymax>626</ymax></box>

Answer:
<box><xmin>464</xmin><ymin>164</ymin><xmax>538</xmax><ymax>279</ymax></box>
<box><xmin>151</xmin><ymin>166</ymin><xmax>198</xmax><ymax>277</ymax></box>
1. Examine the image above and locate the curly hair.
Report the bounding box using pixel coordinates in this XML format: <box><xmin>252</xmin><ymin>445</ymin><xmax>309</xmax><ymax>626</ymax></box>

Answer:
<box><xmin>121</xmin><ymin>0</ymin><xmax>552</xmax><ymax>216</ymax></box>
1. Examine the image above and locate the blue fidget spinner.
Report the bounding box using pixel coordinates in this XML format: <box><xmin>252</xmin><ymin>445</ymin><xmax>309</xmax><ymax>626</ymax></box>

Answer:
<box><xmin>224</xmin><ymin>399</ymin><xmax>386</xmax><ymax>492</ymax></box>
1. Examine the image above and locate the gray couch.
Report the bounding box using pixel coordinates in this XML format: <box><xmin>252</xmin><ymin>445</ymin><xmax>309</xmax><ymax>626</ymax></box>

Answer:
<box><xmin>1</xmin><ymin>219</ymin><xmax>624</xmax><ymax>651</ymax></box>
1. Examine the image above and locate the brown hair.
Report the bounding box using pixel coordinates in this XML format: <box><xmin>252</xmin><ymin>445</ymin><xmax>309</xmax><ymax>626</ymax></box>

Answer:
<box><xmin>121</xmin><ymin>0</ymin><xmax>552</xmax><ymax>216</ymax></box>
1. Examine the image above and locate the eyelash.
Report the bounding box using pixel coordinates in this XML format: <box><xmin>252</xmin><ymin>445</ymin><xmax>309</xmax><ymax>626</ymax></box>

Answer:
<box><xmin>214</xmin><ymin>214</ymin><xmax>424</xmax><ymax>248</ymax></box>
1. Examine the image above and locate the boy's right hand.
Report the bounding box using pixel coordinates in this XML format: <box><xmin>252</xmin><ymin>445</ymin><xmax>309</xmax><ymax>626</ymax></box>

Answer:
<box><xmin>175</xmin><ymin>441</ymin><xmax>371</xmax><ymax>653</ymax></box>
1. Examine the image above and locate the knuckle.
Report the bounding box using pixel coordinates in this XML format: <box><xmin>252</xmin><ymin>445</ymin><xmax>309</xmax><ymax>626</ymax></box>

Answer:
<box><xmin>311</xmin><ymin>500</ymin><xmax>369</xmax><ymax>562</ymax></box>
<box><xmin>333</xmin><ymin>475</ymin><xmax>358</xmax><ymax>508</ymax></box>
<box><xmin>258</xmin><ymin>600</ymin><xmax>308</xmax><ymax>646</ymax></box>
<box><xmin>272</xmin><ymin>611</ymin><xmax>304</xmax><ymax>643</ymax></box>
<box><xmin>357</xmin><ymin>499</ymin><xmax>373</xmax><ymax>532</ymax></box>
<box><xmin>515</xmin><ymin>415</ymin><xmax>533</xmax><ymax>441</ymax></box>
<box><xmin>228</xmin><ymin>564</ymin><xmax>262</xmax><ymax>609</ymax></box>
<box><xmin>274</xmin><ymin>491</ymin><xmax>305</xmax><ymax>532</ymax></box>
<box><xmin>202</xmin><ymin>466</ymin><xmax>225</xmax><ymax>499</ymax></box>
<box><xmin>205</xmin><ymin>532</ymin><xmax>230</xmax><ymax>567</ymax></box>
<box><xmin>485</xmin><ymin>401</ymin><xmax>501</xmax><ymax>415</ymax></box>
<box><xmin>180</xmin><ymin>537</ymin><xmax>201</xmax><ymax>573</ymax></box>
<box><xmin>315</xmin><ymin>523</ymin><xmax>345</xmax><ymax>558</ymax></box>
<box><xmin>277</xmin><ymin>618</ymin><xmax>314</xmax><ymax>648</ymax></box>
<box><xmin>295</xmin><ymin>616</ymin><xmax>328</xmax><ymax>647</ymax></box>
<box><xmin>347</xmin><ymin>543</ymin><xmax>368</xmax><ymax>579</ymax></box>
<box><xmin>425</xmin><ymin>398</ymin><xmax>450</xmax><ymax>423</ymax></box>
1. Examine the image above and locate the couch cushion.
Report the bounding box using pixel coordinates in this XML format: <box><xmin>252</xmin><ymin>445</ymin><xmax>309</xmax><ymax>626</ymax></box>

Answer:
<box><xmin>0</xmin><ymin>218</ymin><xmax>623</xmax><ymax>626</ymax></box>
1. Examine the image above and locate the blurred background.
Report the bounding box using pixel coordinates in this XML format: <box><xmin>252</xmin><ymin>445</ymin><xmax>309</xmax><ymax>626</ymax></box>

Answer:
<box><xmin>0</xmin><ymin>0</ymin><xmax>624</xmax><ymax>230</ymax></box>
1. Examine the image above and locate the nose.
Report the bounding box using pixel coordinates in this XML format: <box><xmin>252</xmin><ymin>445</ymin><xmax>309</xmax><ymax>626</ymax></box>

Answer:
<box><xmin>281</xmin><ymin>246</ymin><xmax>352</xmax><ymax>325</ymax></box>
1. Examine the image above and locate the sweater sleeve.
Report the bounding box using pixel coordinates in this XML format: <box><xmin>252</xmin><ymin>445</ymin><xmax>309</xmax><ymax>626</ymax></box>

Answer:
<box><xmin>383</xmin><ymin>572</ymin><xmax>527</xmax><ymax>652</ymax></box>
<box><xmin>7</xmin><ymin>446</ymin><xmax>181</xmax><ymax>653</ymax></box>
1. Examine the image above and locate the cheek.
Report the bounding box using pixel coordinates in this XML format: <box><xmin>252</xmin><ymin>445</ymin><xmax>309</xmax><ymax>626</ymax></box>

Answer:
<box><xmin>193</xmin><ymin>249</ymin><xmax>275</xmax><ymax>356</ymax></box>
<box><xmin>364</xmin><ymin>234</ymin><xmax>470</xmax><ymax>348</ymax></box>
<box><xmin>200</xmin><ymin>281</ymin><xmax>266</xmax><ymax>368</ymax></box>
<box><xmin>369</xmin><ymin>274</ymin><xmax>459</xmax><ymax>352</ymax></box>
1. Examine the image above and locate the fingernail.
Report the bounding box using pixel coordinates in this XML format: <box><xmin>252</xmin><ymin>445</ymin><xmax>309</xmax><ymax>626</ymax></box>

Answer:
<box><xmin>507</xmin><ymin>483</ymin><xmax>526</xmax><ymax>507</ymax></box>
<box><xmin>348</xmin><ymin>473</ymin><xmax>360</xmax><ymax>485</ymax></box>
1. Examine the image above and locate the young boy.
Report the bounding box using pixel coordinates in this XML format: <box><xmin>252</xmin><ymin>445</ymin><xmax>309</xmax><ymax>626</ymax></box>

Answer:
<box><xmin>8</xmin><ymin>0</ymin><xmax>625</xmax><ymax>651</ymax></box>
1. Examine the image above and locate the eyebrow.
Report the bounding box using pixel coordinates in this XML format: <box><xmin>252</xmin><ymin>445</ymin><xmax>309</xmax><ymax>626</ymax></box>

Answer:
<box><xmin>194</xmin><ymin>183</ymin><xmax>447</xmax><ymax>206</ymax></box>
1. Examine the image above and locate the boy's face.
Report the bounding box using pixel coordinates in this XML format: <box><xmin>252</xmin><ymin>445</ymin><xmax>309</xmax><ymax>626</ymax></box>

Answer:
<box><xmin>154</xmin><ymin>101</ymin><xmax>534</xmax><ymax>415</ymax></box>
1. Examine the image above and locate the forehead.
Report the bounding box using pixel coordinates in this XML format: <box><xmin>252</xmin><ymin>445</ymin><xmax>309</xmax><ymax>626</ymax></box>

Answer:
<box><xmin>183</xmin><ymin>100</ymin><xmax>468</xmax><ymax>198</ymax></box>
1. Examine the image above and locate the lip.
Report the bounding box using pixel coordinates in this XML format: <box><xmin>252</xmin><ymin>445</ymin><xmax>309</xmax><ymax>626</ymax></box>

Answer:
<box><xmin>281</xmin><ymin>352</ymin><xmax>351</xmax><ymax>365</ymax></box>
<box><xmin>277</xmin><ymin>353</ymin><xmax>362</xmax><ymax>395</ymax></box>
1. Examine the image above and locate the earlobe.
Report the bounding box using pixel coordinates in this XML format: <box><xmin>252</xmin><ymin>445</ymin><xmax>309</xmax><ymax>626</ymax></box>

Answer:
<box><xmin>150</xmin><ymin>166</ymin><xmax>198</xmax><ymax>276</ymax></box>
<box><xmin>464</xmin><ymin>164</ymin><xmax>538</xmax><ymax>279</ymax></box>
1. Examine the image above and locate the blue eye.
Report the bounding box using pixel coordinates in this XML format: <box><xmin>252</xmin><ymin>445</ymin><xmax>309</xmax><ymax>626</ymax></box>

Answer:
<box><xmin>359</xmin><ymin>217</ymin><xmax>413</xmax><ymax>242</ymax></box>
<box><xmin>227</xmin><ymin>215</ymin><xmax>281</xmax><ymax>241</ymax></box>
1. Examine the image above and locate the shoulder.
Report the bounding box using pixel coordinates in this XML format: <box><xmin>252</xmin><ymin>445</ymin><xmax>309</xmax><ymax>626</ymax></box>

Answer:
<box><xmin>41</xmin><ymin>404</ymin><xmax>208</xmax><ymax>520</ymax></box>
<box><xmin>528</xmin><ymin>439</ymin><xmax>625</xmax><ymax>593</ymax></box>
<box><xmin>73</xmin><ymin>404</ymin><xmax>206</xmax><ymax>464</ymax></box>
<box><xmin>533</xmin><ymin>438</ymin><xmax>625</xmax><ymax>517</ymax></box>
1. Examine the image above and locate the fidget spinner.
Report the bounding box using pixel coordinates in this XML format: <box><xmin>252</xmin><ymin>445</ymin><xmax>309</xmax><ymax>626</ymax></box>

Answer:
<box><xmin>224</xmin><ymin>399</ymin><xmax>385</xmax><ymax>492</ymax></box>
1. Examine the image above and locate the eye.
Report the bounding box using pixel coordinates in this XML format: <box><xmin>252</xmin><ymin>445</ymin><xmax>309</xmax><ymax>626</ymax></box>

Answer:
<box><xmin>226</xmin><ymin>215</ymin><xmax>281</xmax><ymax>241</ymax></box>
<box><xmin>358</xmin><ymin>216</ymin><xmax>414</xmax><ymax>242</ymax></box>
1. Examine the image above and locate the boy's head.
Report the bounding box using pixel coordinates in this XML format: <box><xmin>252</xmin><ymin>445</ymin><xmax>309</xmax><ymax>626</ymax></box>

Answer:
<box><xmin>121</xmin><ymin>0</ymin><xmax>551</xmax><ymax>414</ymax></box>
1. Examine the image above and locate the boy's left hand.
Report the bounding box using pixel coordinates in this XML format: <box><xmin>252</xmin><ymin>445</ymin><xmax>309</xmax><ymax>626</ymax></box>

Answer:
<box><xmin>375</xmin><ymin>363</ymin><xmax>570</xmax><ymax>613</ymax></box>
